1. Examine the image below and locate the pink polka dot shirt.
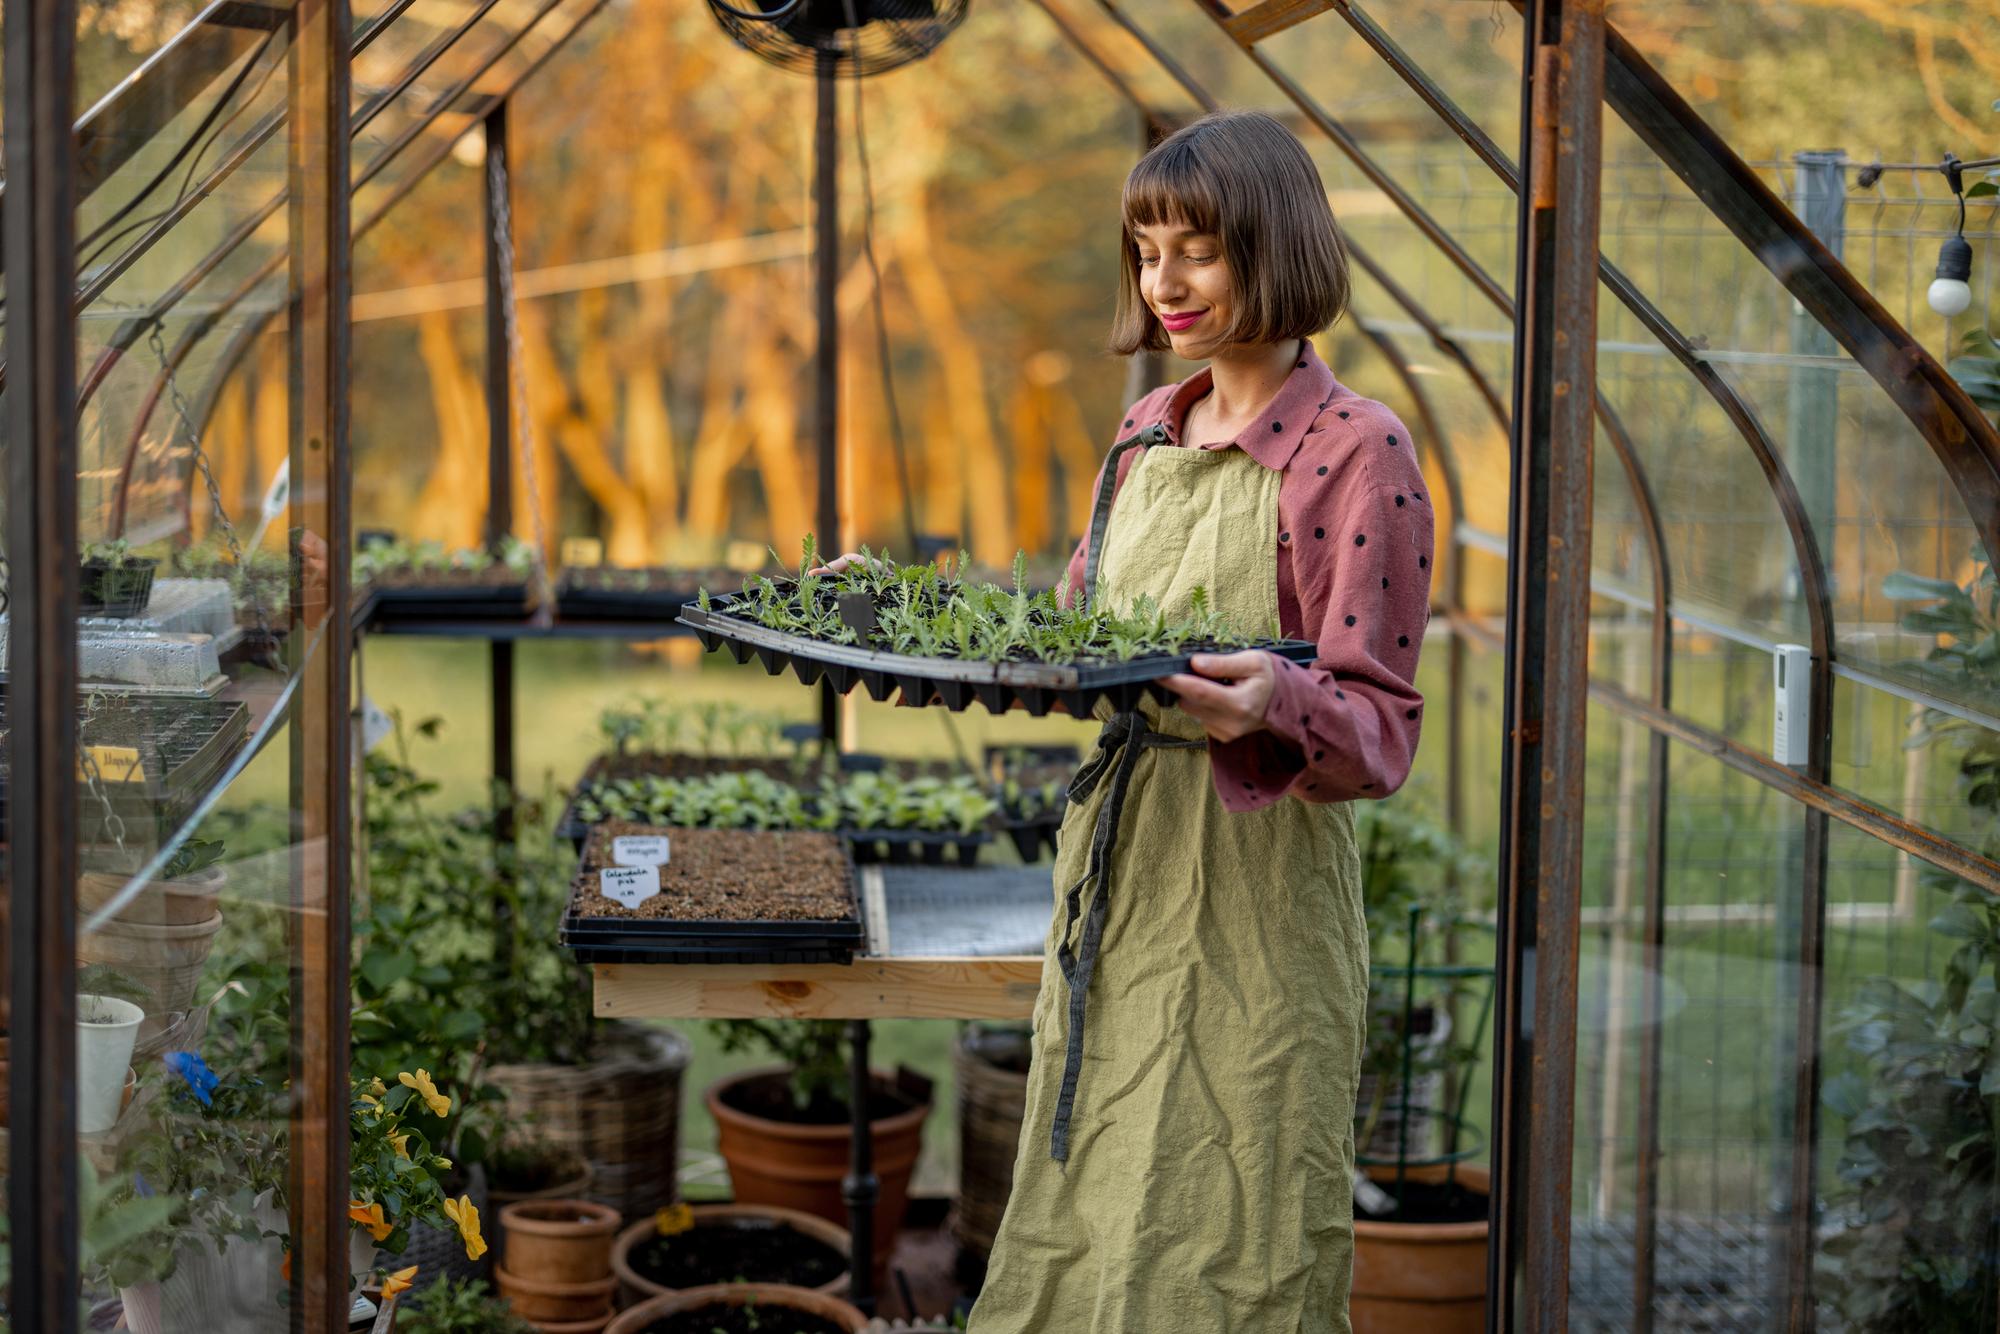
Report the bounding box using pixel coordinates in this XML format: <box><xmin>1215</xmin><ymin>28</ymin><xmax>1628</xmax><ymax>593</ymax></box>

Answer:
<box><xmin>1063</xmin><ymin>340</ymin><xmax>1434</xmax><ymax>811</ymax></box>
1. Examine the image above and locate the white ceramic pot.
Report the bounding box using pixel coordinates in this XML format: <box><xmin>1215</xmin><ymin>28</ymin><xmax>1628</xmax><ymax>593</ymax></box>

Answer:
<box><xmin>77</xmin><ymin>994</ymin><xmax>143</xmax><ymax>1133</ymax></box>
<box><xmin>120</xmin><ymin>1193</ymin><xmax>379</xmax><ymax>1334</ymax></box>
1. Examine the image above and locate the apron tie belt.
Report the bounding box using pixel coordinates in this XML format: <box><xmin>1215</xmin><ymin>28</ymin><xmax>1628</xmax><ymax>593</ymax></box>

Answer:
<box><xmin>1049</xmin><ymin>709</ymin><xmax>1206</xmax><ymax>1164</ymax></box>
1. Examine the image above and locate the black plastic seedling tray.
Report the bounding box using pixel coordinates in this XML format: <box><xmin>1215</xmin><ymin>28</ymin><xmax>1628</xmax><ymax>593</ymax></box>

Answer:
<box><xmin>558</xmin><ymin>828</ymin><xmax>865</xmax><ymax>966</ymax></box>
<box><xmin>0</xmin><ymin>691</ymin><xmax>249</xmax><ymax>839</ymax></box>
<box><xmin>362</xmin><ymin>580</ymin><xmax>531</xmax><ymax>623</ymax></box>
<box><xmin>846</xmin><ymin>828</ymin><xmax>989</xmax><ymax>866</ymax></box>
<box><xmin>679</xmin><ymin>593</ymin><xmax>1322</xmax><ymax>718</ymax></box>
<box><xmin>554</xmin><ymin>569</ymin><xmax>702</xmax><ymax>622</ymax></box>
<box><xmin>1000</xmin><ymin>818</ymin><xmax>1061</xmax><ymax>863</ymax></box>
<box><xmin>554</xmin><ymin>753</ymin><xmax>802</xmax><ymax>848</ymax></box>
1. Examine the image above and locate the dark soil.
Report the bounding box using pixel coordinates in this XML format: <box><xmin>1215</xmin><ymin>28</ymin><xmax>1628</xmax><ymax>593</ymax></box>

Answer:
<box><xmin>1354</xmin><ymin>1176</ymin><xmax>1488</xmax><ymax>1226</ymax></box>
<box><xmin>635</xmin><ymin>1307</ymin><xmax>850</xmax><ymax>1334</ymax></box>
<box><xmin>628</xmin><ymin>1218</ymin><xmax>846</xmax><ymax>1291</ymax></box>
<box><xmin>571</xmin><ymin>823</ymin><xmax>854</xmax><ymax>923</ymax></box>
<box><xmin>718</xmin><ymin>1069</ymin><xmax>919</xmax><ymax>1127</ymax></box>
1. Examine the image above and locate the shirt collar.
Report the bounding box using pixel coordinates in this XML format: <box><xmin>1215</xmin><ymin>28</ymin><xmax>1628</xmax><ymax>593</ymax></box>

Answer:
<box><xmin>1152</xmin><ymin>338</ymin><xmax>1337</xmax><ymax>472</ymax></box>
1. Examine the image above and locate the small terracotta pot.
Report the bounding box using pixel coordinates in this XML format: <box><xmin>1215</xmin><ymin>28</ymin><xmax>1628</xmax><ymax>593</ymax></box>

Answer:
<box><xmin>706</xmin><ymin>1068</ymin><xmax>928</xmax><ymax>1284</ymax></box>
<box><xmin>499</xmin><ymin>1198</ymin><xmax>621</xmax><ymax>1284</ymax></box>
<box><xmin>605</xmin><ymin>1283</ymin><xmax>867</xmax><ymax>1334</ymax></box>
<box><xmin>526</xmin><ymin>1316</ymin><xmax>613</xmax><ymax>1333</ymax></box>
<box><xmin>492</xmin><ymin>1264</ymin><xmax>616</xmax><ymax>1322</ymax></box>
<box><xmin>610</xmin><ymin>1204</ymin><xmax>851</xmax><ymax>1305</ymax></box>
<box><xmin>1351</xmin><ymin>1164</ymin><xmax>1489</xmax><ymax>1334</ymax></box>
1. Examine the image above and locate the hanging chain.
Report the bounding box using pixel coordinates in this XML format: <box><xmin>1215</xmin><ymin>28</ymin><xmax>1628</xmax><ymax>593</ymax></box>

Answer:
<box><xmin>77</xmin><ymin>693</ymin><xmax>131</xmax><ymax>858</ymax></box>
<box><xmin>487</xmin><ymin>148</ymin><xmax>554</xmax><ymax>608</ymax></box>
<box><xmin>147</xmin><ymin>320</ymin><xmax>277</xmax><ymax>647</ymax></box>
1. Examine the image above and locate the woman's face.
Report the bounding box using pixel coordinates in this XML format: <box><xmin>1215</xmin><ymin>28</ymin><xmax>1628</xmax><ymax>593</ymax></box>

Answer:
<box><xmin>1132</xmin><ymin>219</ymin><xmax>1233</xmax><ymax>359</ymax></box>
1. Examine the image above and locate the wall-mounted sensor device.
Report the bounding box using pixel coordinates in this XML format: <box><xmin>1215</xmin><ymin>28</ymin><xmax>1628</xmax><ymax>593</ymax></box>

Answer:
<box><xmin>1773</xmin><ymin>644</ymin><xmax>1812</xmax><ymax>766</ymax></box>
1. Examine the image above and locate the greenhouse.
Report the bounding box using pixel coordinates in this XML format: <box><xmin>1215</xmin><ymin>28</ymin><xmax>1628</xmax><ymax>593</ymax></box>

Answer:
<box><xmin>3</xmin><ymin>0</ymin><xmax>1998</xmax><ymax>1330</ymax></box>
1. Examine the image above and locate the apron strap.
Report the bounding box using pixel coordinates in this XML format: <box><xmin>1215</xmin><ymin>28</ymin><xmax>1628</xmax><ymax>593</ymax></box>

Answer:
<box><xmin>1049</xmin><ymin>709</ymin><xmax>1206</xmax><ymax>1164</ymax></box>
<box><xmin>1079</xmin><ymin>423</ymin><xmax>1169</xmax><ymax>612</ymax></box>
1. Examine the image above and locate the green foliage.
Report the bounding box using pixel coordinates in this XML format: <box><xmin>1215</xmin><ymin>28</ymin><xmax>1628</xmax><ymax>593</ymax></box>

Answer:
<box><xmin>595</xmin><ymin>698</ymin><xmax>792</xmax><ymax>760</ymax></box>
<box><xmin>82</xmin><ymin>538</ymin><xmax>139</xmax><ymax>567</ymax></box>
<box><xmin>353</xmin><ymin>537</ymin><xmax>535</xmax><ymax>587</ymax></box>
<box><xmin>1948</xmin><ymin>328</ymin><xmax>2000</xmax><ymax>419</ymax></box>
<box><xmin>161</xmin><ymin>836</ymin><xmax>227</xmax><ymax>880</ymax></box>
<box><xmin>1819</xmin><ymin>562</ymin><xmax>2000</xmax><ymax>1329</ymax></box>
<box><xmin>171</xmin><ymin>540</ymin><xmax>289</xmax><ymax>615</ymax></box>
<box><xmin>573</xmin><ymin>768</ymin><xmax>999</xmax><ymax>837</ymax></box>
<box><xmin>398</xmin><ymin>1276</ymin><xmax>537</xmax><ymax>1334</ymax></box>
<box><xmin>704</xmin><ymin>541</ymin><xmax>1262</xmax><ymax>665</ymax></box>
<box><xmin>709</xmin><ymin>1019</ymin><xmax>849</xmax><ymax>1112</ymax></box>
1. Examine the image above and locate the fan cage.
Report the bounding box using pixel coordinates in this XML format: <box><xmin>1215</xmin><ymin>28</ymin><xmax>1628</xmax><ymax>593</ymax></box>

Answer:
<box><xmin>707</xmin><ymin>0</ymin><xmax>970</xmax><ymax>77</ymax></box>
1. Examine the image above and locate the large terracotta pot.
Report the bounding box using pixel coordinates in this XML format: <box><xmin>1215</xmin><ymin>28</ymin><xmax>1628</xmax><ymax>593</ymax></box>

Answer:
<box><xmin>610</xmin><ymin>1205</ymin><xmax>851</xmax><ymax>1306</ymax></box>
<box><xmin>1351</xmin><ymin>1164</ymin><xmax>1489</xmax><ymax>1334</ymax></box>
<box><xmin>706</xmin><ymin>1068</ymin><xmax>928</xmax><ymax>1287</ymax></box>
<box><xmin>605</xmin><ymin>1283</ymin><xmax>866</xmax><ymax>1334</ymax></box>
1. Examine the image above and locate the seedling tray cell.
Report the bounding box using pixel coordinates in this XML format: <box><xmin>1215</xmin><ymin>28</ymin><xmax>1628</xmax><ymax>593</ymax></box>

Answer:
<box><xmin>679</xmin><ymin>594</ymin><xmax>1321</xmax><ymax>719</ymax></box>
<box><xmin>560</xmin><ymin>824</ymin><xmax>864</xmax><ymax>966</ymax></box>
<box><xmin>845</xmin><ymin>829</ymin><xmax>990</xmax><ymax>866</ymax></box>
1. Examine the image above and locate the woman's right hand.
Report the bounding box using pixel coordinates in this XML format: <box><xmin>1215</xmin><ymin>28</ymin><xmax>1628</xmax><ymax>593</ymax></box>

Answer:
<box><xmin>807</xmin><ymin>551</ymin><xmax>874</xmax><ymax>576</ymax></box>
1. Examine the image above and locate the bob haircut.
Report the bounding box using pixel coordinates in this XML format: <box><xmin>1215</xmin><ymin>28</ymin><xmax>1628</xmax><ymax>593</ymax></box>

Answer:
<box><xmin>1110</xmin><ymin>110</ymin><xmax>1350</xmax><ymax>356</ymax></box>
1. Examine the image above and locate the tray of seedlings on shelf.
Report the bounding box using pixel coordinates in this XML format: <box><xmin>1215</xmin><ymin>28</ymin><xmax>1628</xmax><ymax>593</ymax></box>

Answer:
<box><xmin>987</xmin><ymin>743</ymin><xmax>1080</xmax><ymax>862</ymax></box>
<box><xmin>559</xmin><ymin>821</ymin><xmax>864</xmax><ymax>965</ymax></box>
<box><xmin>553</xmin><ymin>564</ymin><xmax>753</xmax><ymax>622</ymax></box>
<box><xmin>353</xmin><ymin>536</ymin><xmax>536</xmax><ymax>624</ymax></box>
<box><xmin>561</xmin><ymin>765</ymin><xmax>997</xmax><ymax>868</ymax></box>
<box><xmin>679</xmin><ymin>546</ymin><xmax>1321</xmax><ymax>719</ymax></box>
<box><xmin>0</xmin><ymin>690</ymin><xmax>250</xmax><ymax>840</ymax></box>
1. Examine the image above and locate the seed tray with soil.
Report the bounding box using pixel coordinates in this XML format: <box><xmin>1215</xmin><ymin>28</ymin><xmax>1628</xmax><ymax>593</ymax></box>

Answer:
<box><xmin>625</xmin><ymin>1217</ymin><xmax>847</xmax><ymax>1292</ymax></box>
<box><xmin>680</xmin><ymin>582</ymin><xmax>1318</xmax><ymax>719</ymax></box>
<box><xmin>560</xmin><ymin>823</ymin><xmax>863</xmax><ymax>965</ymax></box>
<box><xmin>555</xmin><ymin>565</ymin><xmax>758</xmax><ymax>621</ymax></box>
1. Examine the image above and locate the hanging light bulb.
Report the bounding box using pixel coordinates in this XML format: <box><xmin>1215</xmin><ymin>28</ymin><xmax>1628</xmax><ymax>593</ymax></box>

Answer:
<box><xmin>452</xmin><ymin>123</ymin><xmax>486</xmax><ymax>169</ymax></box>
<box><xmin>1928</xmin><ymin>152</ymin><xmax>1974</xmax><ymax>317</ymax></box>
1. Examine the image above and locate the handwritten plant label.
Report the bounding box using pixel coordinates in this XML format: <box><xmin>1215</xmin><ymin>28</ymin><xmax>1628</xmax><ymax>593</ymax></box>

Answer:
<box><xmin>78</xmin><ymin>745</ymin><xmax>145</xmax><ymax>783</ymax></box>
<box><xmin>599</xmin><ymin>865</ymin><xmax>660</xmax><ymax>908</ymax></box>
<box><xmin>612</xmin><ymin>835</ymin><xmax>672</xmax><ymax>868</ymax></box>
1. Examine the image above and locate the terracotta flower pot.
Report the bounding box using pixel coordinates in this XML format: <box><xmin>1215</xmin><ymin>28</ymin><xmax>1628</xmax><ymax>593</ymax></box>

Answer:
<box><xmin>489</xmin><ymin>1156</ymin><xmax>595</xmax><ymax>1268</ymax></box>
<box><xmin>499</xmin><ymin>1198</ymin><xmax>621</xmax><ymax>1284</ymax></box>
<box><xmin>1351</xmin><ymin>1164</ymin><xmax>1490</xmax><ymax>1334</ymax></box>
<box><xmin>706</xmin><ymin>1068</ymin><xmax>928</xmax><ymax>1284</ymax></box>
<box><xmin>492</xmin><ymin>1264</ymin><xmax>617</xmax><ymax>1322</ymax></box>
<box><xmin>605</xmin><ymin>1283</ymin><xmax>867</xmax><ymax>1334</ymax></box>
<box><xmin>525</xmin><ymin>1316</ymin><xmax>614</xmax><ymax>1334</ymax></box>
<box><xmin>610</xmin><ymin>1205</ymin><xmax>851</xmax><ymax>1306</ymax></box>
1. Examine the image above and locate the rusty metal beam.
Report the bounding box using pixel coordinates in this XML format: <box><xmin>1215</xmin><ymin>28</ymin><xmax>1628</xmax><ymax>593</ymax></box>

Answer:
<box><xmin>1490</xmin><ymin>6</ymin><xmax>1606</xmax><ymax>1329</ymax></box>
<box><xmin>1219</xmin><ymin>0</ymin><xmax>1333</xmax><ymax>45</ymax></box>
<box><xmin>286</xmin><ymin>0</ymin><xmax>353</xmax><ymax>1324</ymax></box>
<box><xmin>4</xmin><ymin>0</ymin><xmax>82</xmax><ymax>1326</ymax></box>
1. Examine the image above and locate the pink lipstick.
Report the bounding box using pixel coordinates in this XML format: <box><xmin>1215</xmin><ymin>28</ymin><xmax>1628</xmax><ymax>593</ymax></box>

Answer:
<box><xmin>1159</xmin><ymin>309</ymin><xmax>1205</xmax><ymax>333</ymax></box>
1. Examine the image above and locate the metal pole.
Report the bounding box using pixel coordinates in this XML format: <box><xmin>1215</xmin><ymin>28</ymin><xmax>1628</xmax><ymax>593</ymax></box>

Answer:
<box><xmin>815</xmin><ymin>52</ymin><xmax>842</xmax><ymax>747</ymax></box>
<box><xmin>485</xmin><ymin>98</ymin><xmax>518</xmax><ymax>972</ymax></box>
<box><xmin>5</xmin><ymin>0</ymin><xmax>82</xmax><ymax>1324</ymax></box>
<box><xmin>845</xmin><ymin>1018</ymin><xmax>880</xmax><ymax>1315</ymax></box>
<box><xmin>287</xmin><ymin>0</ymin><xmax>354</xmax><ymax>1323</ymax></box>
<box><xmin>1489</xmin><ymin>3</ymin><xmax>1607</xmax><ymax>1330</ymax></box>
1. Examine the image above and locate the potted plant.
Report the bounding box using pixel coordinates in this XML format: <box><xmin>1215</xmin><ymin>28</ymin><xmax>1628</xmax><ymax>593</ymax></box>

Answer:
<box><xmin>1348</xmin><ymin>797</ymin><xmax>1494</xmax><ymax>1334</ymax></box>
<box><xmin>611</xmin><ymin>1201</ymin><xmax>851</xmax><ymax>1305</ymax></box>
<box><xmin>395</xmin><ymin>1275</ymin><xmax>537</xmax><ymax>1334</ymax></box>
<box><xmin>1817</xmin><ymin>561</ymin><xmax>2000</xmax><ymax>1331</ymax></box>
<box><xmin>80</xmin><ymin>538</ymin><xmax>159</xmax><ymax>617</ymax></box>
<box><xmin>705</xmin><ymin>1020</ymin><xmax>932</xmax><ymax>1287</ymax></box>
<box><xmin>492</xmin><ymin>1197</ymin><xmax>620</xmax><ymax>1323</ymax></box>
<box><xmin>77</xmin><ymin>992</ymin><xmax>144</xmax><ymax>1134</ymax></box>
<box><xmin>605</xmin><ymin>1283</ymin><xmax>867</xmax><ymax>1334</ymax></box>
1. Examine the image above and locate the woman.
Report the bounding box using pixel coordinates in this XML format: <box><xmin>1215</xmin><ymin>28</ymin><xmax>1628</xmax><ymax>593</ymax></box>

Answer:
<box><xmin>974</xmin><ymin>108</ymin><xmax>1433</xmax><ymax>1334</ymax></box>
<box><xmin>835</xmin><ymin>109</ymin><xmax>1432</xmax><ymax>1331</ymax></box>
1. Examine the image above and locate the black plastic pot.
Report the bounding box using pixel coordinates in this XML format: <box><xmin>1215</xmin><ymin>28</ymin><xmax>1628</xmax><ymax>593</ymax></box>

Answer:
<box><xmin>680</xmin><ymin>593</ymin><xmax>1320</xmax><ymax>719</ymax></box>
<box><xmin>79</xmin><ymin>558</ymin><xmax>158</xmax><ymax>618</ymax></box>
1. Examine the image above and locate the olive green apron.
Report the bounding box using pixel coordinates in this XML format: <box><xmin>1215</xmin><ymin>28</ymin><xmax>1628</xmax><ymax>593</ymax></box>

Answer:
<box><xmin>968</xmin><ymin>435</ymin><xmax>1370</xmax><ymax>1334</ymax></box>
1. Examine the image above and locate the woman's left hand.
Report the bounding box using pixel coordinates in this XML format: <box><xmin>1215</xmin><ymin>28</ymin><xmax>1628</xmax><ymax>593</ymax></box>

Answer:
<box><xmin>1162</xmin><ymin>651</ymin><xmax>1275</xmax><ymax>743</ymax></box>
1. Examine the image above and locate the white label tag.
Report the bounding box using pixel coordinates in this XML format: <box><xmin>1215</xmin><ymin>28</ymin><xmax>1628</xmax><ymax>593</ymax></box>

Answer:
<box><xmin>599</xmin><ymin>865</ymin><xmax>660</xmax><ymax>908</ymax></box>
<box><xmin>612</xmin><ymin>834</ymin><xmax>672</xmax><ymax>868</ymax></box>
<box><xmin>359</xmin><ymin>696</ymin><xmax>394</xmax><ymax>752</ymax></box>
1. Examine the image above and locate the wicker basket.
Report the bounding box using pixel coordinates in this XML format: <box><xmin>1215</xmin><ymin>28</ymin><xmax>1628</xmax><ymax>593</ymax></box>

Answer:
<box><xmin>486</xmin><ymin>1023</ymin><xmax>693</xmax><ymax>1223</ymax></box>
<box><xmin>950</xmin><ymin>1026</ymin><xmax>1030</xmax><ymax>1262</ymax></box>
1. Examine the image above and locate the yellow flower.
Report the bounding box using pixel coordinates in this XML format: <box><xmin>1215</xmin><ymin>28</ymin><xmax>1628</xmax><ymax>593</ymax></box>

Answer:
<box><xmin>348</xmin><ymin>1201</ymin><xmax>394</xmax><ymax>1243</ymax></box>
<box><xmin>380</xmin><ymin>1265</ymin><xmax>418</xmax><ymax>1301</ymax></box>
<box><xmin>398</xmin><ymin>1069</ymin><xmax>451</xmax><ymax>1119</ymax></box>
<box><xmin>389</xmin><ymin>1131</ymin><xmax>410</xmax><ymax>1160</ymax></box>
<box><xmin>656</xmin><ymin>1202</ymin><xmax>695</xmax><ymax>1237</ymax></box>
<box><xmin>441</xmin><ymin>1195</ymin><xmax>487</xmax><ymax>1262</ymax></box>
<box><xmin>365</xmin><ymin>1077</ymin><xmax>387</xmax><ymax>1098</ymax></box>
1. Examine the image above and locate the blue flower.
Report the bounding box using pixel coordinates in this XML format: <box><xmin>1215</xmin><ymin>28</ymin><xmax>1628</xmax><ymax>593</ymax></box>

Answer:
<box><xmin>164</xmin><ymin>1051</ymin><xmax>217</xmax><ymax>1107</ymax></box>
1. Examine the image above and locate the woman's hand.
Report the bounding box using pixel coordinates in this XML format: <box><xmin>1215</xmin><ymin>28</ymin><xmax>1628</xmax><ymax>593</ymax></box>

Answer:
<box><xmin>1162</xmin><ymin>651</ymin><xmax>1275</xmax><ymax>743</ymax></box>
<box><xmin>806</xmin><ymin>551</ymin><xmax>879</xmax><ymax>576</ymax></box>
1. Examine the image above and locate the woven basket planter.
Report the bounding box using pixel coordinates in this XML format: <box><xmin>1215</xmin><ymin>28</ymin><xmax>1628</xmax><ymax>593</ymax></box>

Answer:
<box><xmin>486</xmin><ymin>1022</ymin><xmax>693</xmax><ymax>1223</ymax></box>
<box><xmin>950</xmin><ymin>1026</ymin><xmax>1029</xmax><ymax>1263</ymax></box>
